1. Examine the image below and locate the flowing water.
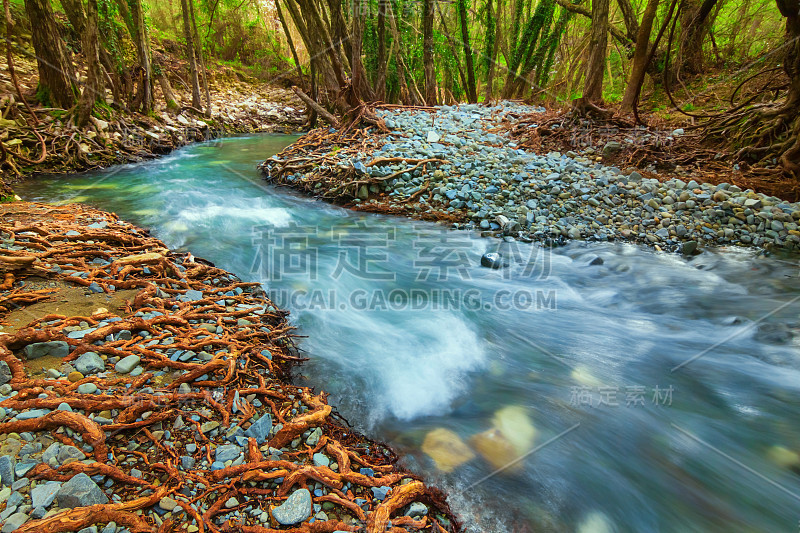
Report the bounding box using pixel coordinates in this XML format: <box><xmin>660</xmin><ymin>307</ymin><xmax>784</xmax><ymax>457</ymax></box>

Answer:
<box><xmin>16</xmin><ymin>135</ymin><xmax>800</xmax><ymax>532</ymax></box>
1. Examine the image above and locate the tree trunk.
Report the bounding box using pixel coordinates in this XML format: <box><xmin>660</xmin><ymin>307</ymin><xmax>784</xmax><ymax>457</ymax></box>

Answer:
<box><xmin>620</xmin><ymin>0</ymin><xmax>660</xmax><ymax>112</ymax></box>
<box><xmin>386</xmin><ymin>0</ymin><xmax>419</xmax><ymax>105</ymax></box>
<box><xmin>457</xmin><ymin>0</ymin><xmax>478</xmax><ymax>102</ymax></box>
<box><xmin>616</xmin><ymin>0</ymin><xmax>639</xmax><ymax>41</ymax></box>
<box><xmin>157</xmin><ymin>68</ymin><xmax>179</xmax><ymax>112</ymax></box>
<box><xmin>437</xmin><ymin>3</ymin><xmax>469</xmax><ymax>97</ymax></box>
<box><xmin>677</xmin><ymin>0</ymin><xmax>717</xmax><ymax>76</ymax></box>
<box><xmin>484</xmin><ymin>0</ymin><xmax>497</xmax><ymax>101</ymax></box>
<box><xmin>423</xmin><ymin>0</ymin><xmax>437</xmax><ymax>105</ymax></box>
<box><xmin>275</xmin><ymin>0</ymin><xmax>304</xmax><ymax>87</ymax></box>
<box><xmin>24</xmin><ymin>0</ymin><xmax>76</xmax><ymax>108</ymax></box>
<box><xmin>581</xmin><ymin>0</ymin><xmax>609</xmax><ymax>104</ymax></box>
<box><xmin>61</xmin><ymin>0</ymin><xmax>122</xmax><ymax>106</ymax></box>
<box><xmin>180</xmin><ymin>0</ymin><xmax>202</xmax><ymax>109</ymax></box>
<box><xmin>188</xmin><ymin>0</ymin><xmax>211</xmax><ymax>117</ymax></box>
<box><xmin>77</xmin><ymin>0</ymin><xmax>102</xmax><ymax>128</ymax></box>
<box><xmin>350</xmin><ymin>1</ymin><xmax>375</xmax><ymax>102</ymax></box>
<box><xmin>376</xmin><ymin>0</ymin><xmax>387</xmax><ymax>101</ymax></box>
<box><xmin>131</xmin><ymin>0</ymin><xmax>152</xmax><ymax>113</ymax></box>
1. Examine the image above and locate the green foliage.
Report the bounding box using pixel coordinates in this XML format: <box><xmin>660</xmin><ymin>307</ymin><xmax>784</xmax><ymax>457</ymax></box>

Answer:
<box><xmin>35</xmin><ymin>84</ymin><xmax>52</xmax><ymax>107</ymax></box>
<box><xmin>93</xmin><ymin>100</ymin><xmax>115</xmax><ymax>120</ymax></box>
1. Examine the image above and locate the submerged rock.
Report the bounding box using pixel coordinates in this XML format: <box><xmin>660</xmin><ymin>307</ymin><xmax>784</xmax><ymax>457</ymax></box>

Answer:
<box><xmin>421</xmin><ymin>428</ymin><xmax>475</xmax><ymax>473</ymax></box>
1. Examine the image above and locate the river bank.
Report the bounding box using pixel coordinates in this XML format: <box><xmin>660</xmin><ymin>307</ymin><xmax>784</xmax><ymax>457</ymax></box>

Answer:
<box><xmin>261</xmin><ymin>103</ymin><xmax>800</xmax><ymax>255</ymax></box>
<box><xmin>1</xmin><ymin>41</ymin><xmax>306</xmax><ymax>195</ymax></box>
<box><xmin>0</xmin><ymin>201</ymin><xmax>457</xmax><ymax>533</ymax></box>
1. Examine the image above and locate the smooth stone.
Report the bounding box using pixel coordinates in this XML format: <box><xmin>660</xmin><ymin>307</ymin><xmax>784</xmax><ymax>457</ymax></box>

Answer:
<box><xmin>77</xmin><ymin>383</ymin><xmax>98</xmax><ymax>394</ymax></box>
<box><xmin>480</xmin><ymin>252</ymin><xmax>503</xmax><ymax>269</ymax></box>
<box><xmin>305</xmin><ymin>427</ymin><xmax>322</xmax><ymax>447</ymax></box>
<box><xmin>271</xmin><ymin>488</ymin><xmax>312</xmax><ymax>525</ymax></box>
<box><xmin>225</xmin><ymin>497</ymin><xmax>239</xmax><ymax>508</ymax></box>
<box><xmin>312</xmin><ymin>453</ymin><xmax>330</xmax><ymax>467</ymax></box>
<box><xmin>421</xmin><ymin>428</ymin><xmax>475</xmax><ymax>473</ymax></box>
<box><xmin>159</xmin><ymin>497</ymin><xmax>178</xmax><ymax>511</ymax></box>
<box><xmin>74</xmin><ymin>352</ymin><xmax>104</xmax><ymax>375</ymax></box>
<box><xmin>115</xmin><ymin>355</ymin><xmax>140</xmax><ymax>374</ymax></box>
<box><xmin>1</xmin><ymin>512</ymin><xmax>28</xmax><ymax>532</ymax></box>
<box><xmin>23</xmin><ymin>341</ymin><xmax>69</xmax><ymax>360</ymax></box>
<box><xmin>406</xmin><ymin>502</ymin><xmax>428</xmax><ymax>517</ymax></box>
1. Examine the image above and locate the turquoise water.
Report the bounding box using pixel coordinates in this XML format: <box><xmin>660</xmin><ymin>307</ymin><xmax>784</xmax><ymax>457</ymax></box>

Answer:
<box><xmin>16</xmin><ymin>135</ymin><xmax>800</xmax><ymax>532</ymax></box>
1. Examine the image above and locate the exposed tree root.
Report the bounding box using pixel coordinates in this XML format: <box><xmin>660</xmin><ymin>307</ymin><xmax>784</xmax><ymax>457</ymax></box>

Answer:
<box><xmin>0</xmin><ymin>202</ymin><xmax>459</xmax><ymax>533</ymax></box>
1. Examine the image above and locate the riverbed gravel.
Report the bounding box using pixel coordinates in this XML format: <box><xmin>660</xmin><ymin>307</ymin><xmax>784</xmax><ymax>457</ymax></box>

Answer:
<box><xmin>274</xmin><ymin>102</ymin><xmax>800</xmax><ymax>254</ymax></box>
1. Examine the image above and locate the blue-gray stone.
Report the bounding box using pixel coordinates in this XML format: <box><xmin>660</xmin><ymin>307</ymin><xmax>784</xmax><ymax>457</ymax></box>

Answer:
<box><xmin>244</xmin><ymin>413</ymin><xmax>272</xmax><ymax>444</ymax></box>
<box><xmin>371</xmin><ymin>486</ymin><xmax>391</xmax><ymax>501</ymax></box>
<box><xmin>13</xmin><ymin>461</ymin><xmax>37</xmax><ymax>477</ymax></box>
<box><xmin>180</xmin><ymin>456</ymin><xmax>195</xmax><ymax>470</ymax></box>
<box><xmin>57</xmin><ymin>473</ymin><xmax>109</xmax><ymax>508</ymax></box>
<box><xmin>31</xmin><ymin>481</ymin><xmax>62</xmax><ymax>508</ymax></box>
<box><xmin>5</xmin><ymin>491</ymin><xmax>22</xmax><ymax>509</ymax></box>
<box><xmin>77</xmin><ymin>383</ymin><xmax>98</xmax><ymax>394</ymax></box>
<box><xmin>271</xmin><ymin>488</ymin><xmax>312</xmax><ymax>525</ymax></box>
<box><xmin>312</xmin><ymin>453</ymin><xmax>330</xmax><ymax>467</ymax></box>
<box><xmin>87</xmin><ymin>282</ymin><xmax>103</xmax><ymax>293</ymax></box>
<box><xmin>210</xmin><ymin>461</ymin><xmax>225</xmax><ymax>471</ymax></box>
<box><xmin>180</xmin><ymin>289</ymin><xmax>204</xmax><ymax>301</ymax></box>
<box><xmin>115</xmin><ymin>355</ymin><xmax>140</xmax><ymax>374</ymax></box>
<box><xmin>75</xmin><ymin>352</ymin><xmax>106</xmax><ymax>376</ymax></box>
<box><xmin>0</xmin><ymin>456</ymin><xmax>14</xmax><ymax>486</ymax></box>
<box><xmin>15</xmin><ymin>409</ymin><xmax>50</xmax><ymax>420</ymax></box>
<box><xmin>1</xmin><ymin>512</ymin><xmax>28</xmax><ymax>532</ymax></box>
<box><xmin>215</xmin><ymin>444</ymin><xmax>241</xmax><ymax>463</ymax></box>
<box><xmin>480</xmin><ymin>252</ymin><xmax>503</xmax><ymax>269</ymax></box>
<box><xmin>406</xmin><ymin>502</ymin><xmax>428</xmax><ymax>517</ymax></box>
<box><xmin>23</xmin><ymin>341</ymin><xmax>69</xmax><ymax>360</ymax></box>
<box><xmin>57</xmin><ymin>445</ymin><xmax>85</xmax><ymax>464</ymax></box>
<box><xmin>101</xmin><ymin>522</ymin><xmax>118</xmax><ymax>533</ymax></box>
<box><xmin>0</xmin><ymin>362</ymin><xmax>10</xmax><ymax>386</ymax></box>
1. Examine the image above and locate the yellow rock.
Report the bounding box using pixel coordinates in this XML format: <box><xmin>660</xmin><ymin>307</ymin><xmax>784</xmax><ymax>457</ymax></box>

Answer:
<box><xmin>491</xmin><ymin>405</ymin><xmax>536</xmax><ymax>455</ymax></box>
<box><xmin>68</xmin><ymin>371</ymin><xmax>84</xmax><ymax>382</ymax></box>
<box><xmin>767</xmin><ymin>445</ymin><xmax>800</xmax><ymax>468</ymax></box>
<box><xmin>470</xmin><ymin>428</ymin><xmax>521</xmax><ymax>472</ymax></box>
<box><xmin>571</xmin><ymin>366</ymin><xmax>602</xmax><ymax>387</ymax></box>
<box><xmin>421</xmin><ymin>428</ymin><xmax>475</xmax><ymax>473</ymax></box>
<box><xmin>92</xmin><ymin>307</ymin><xmax>108</xmax><ymax>315</ymax></box>
<box><xmin>114</xmin><ymin>252</ymin><xmax>163</xmax><ymax>266</ymax></box>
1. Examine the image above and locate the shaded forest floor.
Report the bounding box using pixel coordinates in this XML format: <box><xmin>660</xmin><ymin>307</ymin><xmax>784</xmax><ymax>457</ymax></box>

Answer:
<box><xmin>0</xmin><ymin>35</ymin><xmax>306</xmax><ymax>194</ymax></box>
<box><xmin>514</xmin><ymin>63</ymin><xmax>799</xmax><ymax>202</ymax></box>
<box><xmin>508</xmin><ymin>109</ymin><xmax>800</xmax><ymax>203</ymax></box>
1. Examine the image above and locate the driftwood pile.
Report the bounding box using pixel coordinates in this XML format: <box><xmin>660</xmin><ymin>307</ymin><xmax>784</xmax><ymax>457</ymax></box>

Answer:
<box><xmin>0</xmin><ymin>202</ymin><xmax>458</xmax><ymax>533</ymax></box>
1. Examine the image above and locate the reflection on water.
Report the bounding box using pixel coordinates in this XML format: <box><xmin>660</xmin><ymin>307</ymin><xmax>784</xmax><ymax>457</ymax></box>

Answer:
<box><xmin>17</xmin><ymin>135</ymin><xmax>800</xmax><ymax>532</ymax></box>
